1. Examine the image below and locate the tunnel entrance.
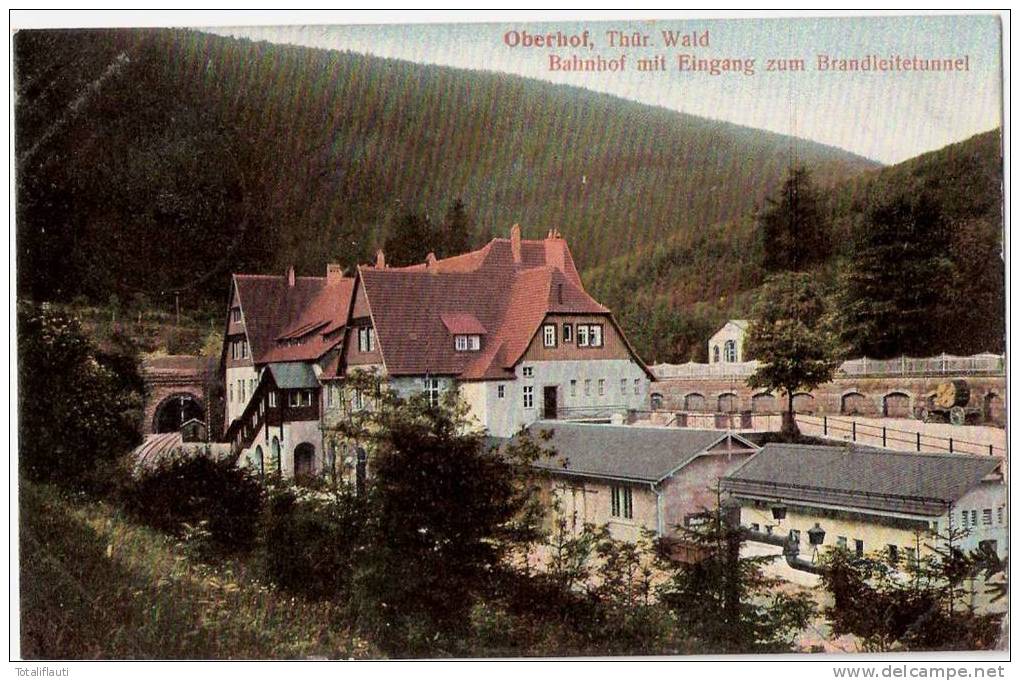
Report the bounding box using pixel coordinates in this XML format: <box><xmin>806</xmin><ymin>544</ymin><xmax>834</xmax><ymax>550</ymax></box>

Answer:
<box><xmin>154</xmin><ymin>393</ymin><xmax>205</xmax><ymax>433</ymax></box>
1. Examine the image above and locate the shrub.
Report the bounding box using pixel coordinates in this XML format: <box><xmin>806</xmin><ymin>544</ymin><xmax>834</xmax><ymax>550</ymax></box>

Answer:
<box><xmin>124</xmin><ymin>453</ymin><xmax>263</xmax><ymax>554</ymax></box>
<box><xmin>260</xmin><ymin>481</ymin><xmax>367</xmax><ymax>600</ymax></box>
<box><xmin>17</xmin><ymin>302</ymin><xmax>143</xmax><ymax>490</ymax></box>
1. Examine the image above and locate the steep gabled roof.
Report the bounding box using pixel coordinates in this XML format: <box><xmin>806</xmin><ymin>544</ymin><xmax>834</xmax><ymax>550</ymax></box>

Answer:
<box><xmin>358</xmin><ymin>235</ymin><xmax>612</xmax><ymax>379</ymax></box>
<box><xmin>721</xmin><ymin>443</ymin><xmax>1002</xmax><ymax>517</ymax></box>
<box><xmin>524</xmin><ymin>421</ymin><xmax>758</xmax><ymax>484</ymax></box>
<box><xmin>231</xmin><ymin>273</ymin><xmax>353</xmax><ymax>364</ymax></box>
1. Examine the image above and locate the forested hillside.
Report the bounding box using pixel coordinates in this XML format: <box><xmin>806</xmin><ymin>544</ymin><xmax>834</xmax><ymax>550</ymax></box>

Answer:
<box><xmin>14</xmin><ymin>27</ymin><xmax>874</xmax><ymax>311</ymax></box>
<box><xmin>589</xmin><ymin>130</ymin><xmax>1004</xmax><ymax>362</ymax></box>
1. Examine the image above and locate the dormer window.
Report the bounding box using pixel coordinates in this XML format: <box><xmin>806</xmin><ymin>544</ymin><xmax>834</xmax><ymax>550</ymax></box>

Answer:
<box><xmin>455</xmin><ymin>334</ymin><xmax>481</xmax><ymax>351</ymax></box>
<box><xmin>231</xmin><ymin>307</ymin><xmax>242</xmax><ymax>323</ymax></box>
<box><xmin>543</xmin><ymin>324</ymin><xmax>557</xmax><ymax>348</ymax></box>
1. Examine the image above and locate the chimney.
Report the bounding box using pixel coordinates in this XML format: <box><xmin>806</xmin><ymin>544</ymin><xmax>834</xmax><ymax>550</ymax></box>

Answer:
<box><xmin>326</xmin><ymin>263</ymin><xmax>344</xmax><ymax>284</ymax></box>
<box><xmin>375</xmin><ymin>249</ymin><xmax>386</xmax><ymax>269</ymax></box>
<box><xmin>425</xmin><ymin>252</ymin><xmax>437</xmax><ymax>273</ymax></box>
<box><xmin>510</xmin><ymin>223</ymin><xmax>522</xmax><ymax>264</ymax></box>
<box><xmin>287</xmin><ymin>265</ymin><xmax>296</xmax><ymax>287</ymax></box>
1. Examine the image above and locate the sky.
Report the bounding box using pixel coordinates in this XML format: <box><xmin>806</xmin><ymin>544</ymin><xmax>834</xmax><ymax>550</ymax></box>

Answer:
<box><xmin>204</xmin><ymin>15</ymin><xmax>1003</xmax><ymax>165</ymax></box>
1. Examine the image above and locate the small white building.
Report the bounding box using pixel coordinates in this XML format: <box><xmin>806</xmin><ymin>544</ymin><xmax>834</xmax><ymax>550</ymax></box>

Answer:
<box><xmin>708</xmin><ymin>319</ymin><xmax>748</xmax><ymax>364</ymax></box>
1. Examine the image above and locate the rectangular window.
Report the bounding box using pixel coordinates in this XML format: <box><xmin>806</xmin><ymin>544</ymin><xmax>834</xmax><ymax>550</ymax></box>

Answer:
<box><xmin>423</xmin><ymin>378</ymin><xmax>441</xmax><ymax>407</ymax></box>
<box><xmin>961</xmin><ymin>510</ymin><xmax>969</xmax><ymax>528</ymax></box>
<box><xmin>455</xmin><ymin>335</ymin><xmax>482</xmax><ymax>351</ymax></box>
<box><xmin>302</xmin><ymin>390</ymin><xmax>313</xmax><ymax>407</ymax></box>
<box><xmin>242</xmin><ymin>340</ymin><xmax>248</xmax><ymax>358</ymax></box>
<box><xmin>598</xmin><ymin>379</ymin><xmax>605</xmax><ymax>396</ymax></box>
<box><xmin>289</xmin><ymin>391</ymin><xmax>300</xmax><ymax>407</ymax></box>
<box><xmin>750</xmin><ymin>523</ymin><xmax>760</xmax><ymax>533</ymax></box>
<box><xmin>358</xmin><ymin>327</ymin><xmax>375</xmax><ymax>353</ymax></box>
<box><xmin>971</xmin><ymin>510</ymin><xmax>978</xmax><ymax>527</ymax></box>
<box><xmin>584</xmin><ymin>379</ymin><xmax>591</xmax><ymax>396</ymax></box>
<box><xmin>522</xmin><ymin>366</ymin><xmax>533</xmax><ymax>378</ymax></box>
<box><xmin>998</xmin><ymin>507</ymin><xmax>1005</xmax><ymax>525</ymax></box>
<box><xmin>577</xmin><ymin>325</ymin><xmax>589</xmax><ymax>347</ymax></box>
<box><xmin>620</xmin><ymin>378</ymin><xmax>627</xmax><ymax>394</ymax></box>
<box><xmin>231</xmin><ymin>308</ymin><xmax>242</xmax><ymax>323</ymax></box>
<box><xmin>789</xmin><ymin>529</ymin><xmax>801</xmax><ymax>544</ymax></box>
<box><xmin>931</xmin><ymin>521</ymin><xmax>939</xmax><ymax>536</ymax></box>
<box><xmin>326</xmin><ymin>385</ymin><xmax>334</xmax><ymax>408</ymax></box>
<box><xmin>543</xmin><ymin>324</ymin><xmax>557</xmax><ymax>348</ymax></box>
<box><xmin>570</xmin><ymin>379</ymin><xmax>577</xmax><ymax>397</ymax></box>
<box><xmin>837</xmin><ymin>536</ymin><xmax>847</xmax><ymax>549</ymax></box>
<box><xmin>523</xmin><ymin>386</ymin><xmax>534</xmax><ymax>409</ymax></box>
<box><xmin>229</xmin><ymin>383</ymin><xmax>234</xmax><ymax>402</ymax></box>
<box><xmin>239</xmin><ymin>380</ymin><xmax>245</xmax><ymax>403</ymax></box>
<box><xmin>562</xmin><ymin>323</ymin><xmax>573</xmax><ymax>343</ymax></box>
<box><xmin>855</xmin><ymin>539</ymin><xmax>864</xmax><ymax>558</ymax></box>
<box><xmin>497</xmin><ymin>384</ymin><xmax>505</xmax><ymax>399</ymax></box>
<box><xmin>633</xmin><ymin>378</ymin><xmax>640</xmax><ymax>395</ymax></box>
<box><xmin>354</xmin><ymin>389</ymin><xmax>364</xmax><ymax>411</ymax></box>
<box><xmin>589</xmin><ymin>324</ymin><xmax>603</xmax><ymax>347</ymax></box>
<box><xmin>983</xmin><ymin>509</ymin><xmax>993</xmax><ymax>526</ymax></box>
<box><xmin>250</xmin><ymin>378</ymin><xmax>255</xmax><ymax>395</ymax></box>
<box><xmin>611</xmin><ymin>486</ymin><xmax>633</xmax><ymax>519</ymax></box>
<box><xmin>887</xmin><ymin>545</ymin><xmax>899</xmax><ymax>564</ymax></box>
<box><xmin>268</xmin><ymin>391</ymin><xmax>276</xmax><ymax>407</ymax></box>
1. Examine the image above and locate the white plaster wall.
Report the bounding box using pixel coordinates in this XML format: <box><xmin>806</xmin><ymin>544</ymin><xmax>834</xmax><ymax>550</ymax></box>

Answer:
<box><xmin>480</xmin><ymin>359</ymin><xmax>649</xmax><ymax>438</ymax></box>
<box><xmin>708</xmin><ymin>323</ymin><xmax>746</xmax><ymax>364</ymax></box>
<box><xmin>225</xmin><ymin>365</ymin><xmax>259</xmax><ymax>426</ymax></box>
<box><xmin>942</xmin><ymin>481</ymin><xmax>1008</xmax><ymax>555</ymax></box>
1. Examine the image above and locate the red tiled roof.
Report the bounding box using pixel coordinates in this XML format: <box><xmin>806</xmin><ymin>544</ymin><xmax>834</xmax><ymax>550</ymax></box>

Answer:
<box><xmin>440</xmin><ymin>312</ymin><xmax>487</xmax><ymax>335</ymax></box>
<box><xmin>231</xmin><ymin>273</ymin><xmax>353</xmax><ymax>365</ymax></box>
<box><xmin>360</xmin><ymin>236</ymin><xmax>617</xmax><ymax>379</ymax></box>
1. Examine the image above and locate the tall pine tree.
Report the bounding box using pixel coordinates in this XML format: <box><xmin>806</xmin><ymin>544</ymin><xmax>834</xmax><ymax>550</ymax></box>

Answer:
<box><xmin>757</xmin><ymin>165</ymin><xmax>829</xmax><ymax>272</ymax></box>
<box><xmin>439</xmin><ymin>198</ymin><xmax>474</xmax><ymax>258</ymax></box>
<box><xmin>383</xmin><ymin>210</ymin><xmax>433</xmax><ymax>267</ymax></box>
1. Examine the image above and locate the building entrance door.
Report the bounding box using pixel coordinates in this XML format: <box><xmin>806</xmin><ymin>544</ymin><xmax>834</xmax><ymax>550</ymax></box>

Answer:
<box><xmin>543</xmin><ymin>386</ymin><xmax>558</xmax><ymax>419</ymax></box>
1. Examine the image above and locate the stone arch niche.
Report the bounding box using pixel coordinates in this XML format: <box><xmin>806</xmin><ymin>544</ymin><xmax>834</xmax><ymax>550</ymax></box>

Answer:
<box><xmin>684</xmin><ymin>392</ymin><xmax>706</xmax><ymax>411</ymax></box>
<box><xmin>717</xmin><ymin>392</ymin><xmax>739</xmax><ymax>413</ymax></box>
<box><xmin>841</xmin><ymin>391</ymin><xmax>871</xmax><ymax>416</ymax></box>
<box><xmin>751</xmin><ymin>393</ymin><xmax>777</xmax><ymax>413</ymax></box>
<box><xmin>294</xmin><ymin>442</ymin><xmax>316</xmax><ymax>480</ymax></box>
<box><xmin>882</xmin><ymin>392</ymin><xmax>912</xmax><ymax>418</ymax></box>
<box><xmin>792</xmin><ymin>392</ymin><xmax>816</xmax><ymax>414</ymax></box>
<box><xmin>152</xmin><ymin>392</ymin><xmax>205</xmax><ymax>433</ymax></box>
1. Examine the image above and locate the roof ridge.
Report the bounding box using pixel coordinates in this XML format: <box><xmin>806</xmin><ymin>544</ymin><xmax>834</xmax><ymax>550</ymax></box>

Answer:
<box><xmin>766</xmin><ymin>441</ymin><xmax>995</xmax><ymax>461</ymax></box>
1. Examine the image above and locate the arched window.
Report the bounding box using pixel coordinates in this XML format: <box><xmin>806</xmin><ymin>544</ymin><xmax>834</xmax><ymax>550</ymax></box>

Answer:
<box><xmin>724</xmin><ymin>339</ymin><xmax>737</xmax><ymax>363</ymax></box>
<box><xmin>294</xmin><ymin>442</ymin><xmax>316</xmax><ymax>481</ymax></box>
<box><xmin>841</xmin><ymin>392</ymin><xmax>870</xmax><ymax>416</ymax></box>
<box><xmin>271</xmin><ymin>436</ymin><xmax>281</xmax><ymax>474</ymax></box>
<box><xmin>253</xmin><ymin>445</ymin><xmax>264</xmax><ymax>476</ymax></box>
<box><xmin>650</xmin><ymin>393</ymin><xmax>664</xmax><ymax>410</ymax></box>
<box><xmin>751</xmin><ymin>393</ymin><xmax>776</xmax><ymax>413</ymax></box>
<box><xmin>883</xmin><ymin>392</ymin><xmax>911</xmax><ymax>418</ymax></box>
<box><xmin>712</xmin><ymin>345</ymin><xmax>721</xmax><ymax>363</ymax></box>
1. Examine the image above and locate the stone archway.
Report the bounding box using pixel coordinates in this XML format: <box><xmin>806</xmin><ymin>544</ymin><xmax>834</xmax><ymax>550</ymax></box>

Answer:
<box><xmin>841</xmin><ymin>391</ymin><xmax>871</xmax><ymax>416</ymax></box>
<box><xmin>883</xmin><ymin>392</ymin><xmax>912</xmax><ymax>418</ymax></box>
<box><xmin>152</xmin><ymin>392</ymin><xmax>205</xmax><ymax>433</ymax></box>
<box><xmin>684</xmin><ymin>392</ymin><xmax>706</xmax><ymax>411</ymax></box>
<box><xmin>294</xmin><ymin>442</ymin><xmax>316</xmax><ymax>480</ymax></box>
<box><xmin>792</xmin><ymin>392</ymin><xmax>816</xmax><ymax>414</ymax></box>
<box><xmin>751</xmin><ymin>393</ymin><xmax>777</xmax><ymax>413</ymax></box>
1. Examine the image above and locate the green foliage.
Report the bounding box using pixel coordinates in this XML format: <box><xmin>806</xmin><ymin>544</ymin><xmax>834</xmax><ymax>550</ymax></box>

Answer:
<box><xmin>657</xmin><ymin>497</ymin><xmax>815</xmax><ymax>653</ymax></box>
<box><xmin>20</xmin><ymin>480</ymin><xmax>375</xmax><ymax>659</ymax></box>
<box><xmin>439</xmin><ymin>198</ymin><xmax>475</xmax><ymax>257</ymax></box>
<box><xmin>758</xmin><ymin>166</ymin><xmax>830</xmax><ymax>272</ymax></box>
<box><xmin>14</xmin><ymin>27</ymin><xmax>872</xmax><ymax>307</ymax></box>
<box><xmin>123</xmin><ymin>454</ymin><xmax>265</xmax><ymax>554</ymax></box>
<box><xmin>589</xmin><ymin>130</ymin><xmax>1002</xmax><ymax>363</ymax></box>
<box><xmin>383</xmin><ymin>210</ymin><xmax>433</xmax><ymax>267</ymax></box>
<box><xmin>818</xmin><ymin>529</ymin><xmax>1003</xmax><ymax>652</ymax></box>
<box><xmin>745</xmin><ymin>272</ymin><xmax>841</xmax><ymax>428</ymax></box>
<box><xmin>260</xmin><ymin>481</ymin><xmax>368</xmax><ymax>601</ymax></box>
<box><xmin>17</xmin><ymin>302</ymin><xmax>143</xmax><ymax>489</ymax></box>
<box><xmin>344</xmin><ymin>390</ymin><xmax>542</xmax><ymax>655</ymax></box>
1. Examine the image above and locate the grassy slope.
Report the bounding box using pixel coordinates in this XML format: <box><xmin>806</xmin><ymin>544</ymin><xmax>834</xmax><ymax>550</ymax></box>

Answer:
<box><xmin>19</xmin><ymin>481</ymin><xmax>376</xmax><ymax>659</ymax></box>
<box><xmin>585</xmin><ymin>129</ymin><xmax>1003</xmax><ymax>362</ymax></box>
<box><xmin>14</xmin><ymin>27</ymin><xmax>875</xmax><ymax>305</ymax></box>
